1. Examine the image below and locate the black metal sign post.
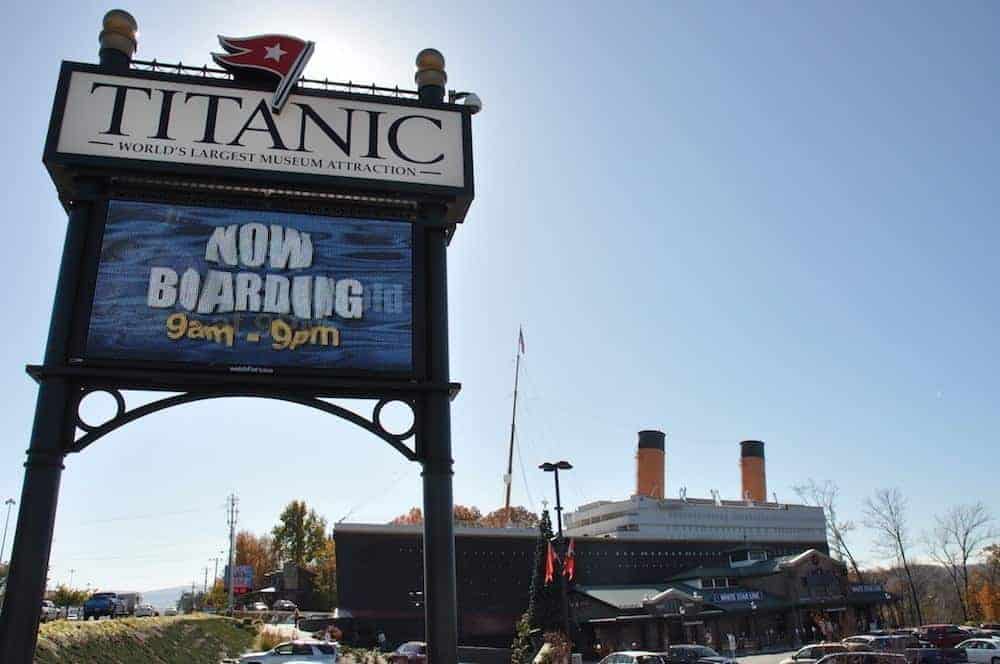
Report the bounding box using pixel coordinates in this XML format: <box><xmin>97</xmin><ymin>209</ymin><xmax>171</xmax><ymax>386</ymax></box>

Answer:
<box><xmin>0</xmin><ymin>13</ymin><xmax>472</xmax><ymax>664</ymax></box>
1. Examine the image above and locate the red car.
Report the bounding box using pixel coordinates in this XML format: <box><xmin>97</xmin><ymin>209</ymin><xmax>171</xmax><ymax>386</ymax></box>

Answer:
<box><xmin>919</xmin><ymin>626</ymin><xmax>970</xmax><ymax>649</ymax></box>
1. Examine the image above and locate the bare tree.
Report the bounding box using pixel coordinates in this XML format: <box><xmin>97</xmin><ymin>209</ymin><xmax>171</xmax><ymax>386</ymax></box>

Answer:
<box><xmin>794</xmin><ymin>479</ymin><xmax>864</xmax><ymax>581</ymax></box>
<box><xmin>926</xmin><ymin>503</ymin><xmax>993</xmax><ymax>621</ymax></box>
<box><xmin>864</xmin><ymin>488</ymin><xmax>924</xmax><ymax>626</ymax></box>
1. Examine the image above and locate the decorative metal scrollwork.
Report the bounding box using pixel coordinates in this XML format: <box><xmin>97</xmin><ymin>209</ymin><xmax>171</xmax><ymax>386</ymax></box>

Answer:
<box><xmin>67</xmin><ymin>387</ymin><xmax>419</xmax><ymax>461</ymax></box>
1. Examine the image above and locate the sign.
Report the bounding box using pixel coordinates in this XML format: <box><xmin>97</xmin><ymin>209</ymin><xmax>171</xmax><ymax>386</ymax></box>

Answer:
<box><xmin>47</xmin><ymin>63</ymin><xmax>470</xmax><ymax>192</ymax></box>
<box><xmin>232</xmin><ymin>565</ymin><xmax>253</xmax><ymax>594</ymax></box>
<box><xmin>82</xmin><ymin>199</ymin><xmax>414</xmax><ymax>374</ymax></box>
<box><xmin>850</xmin><ymin>584</ymin><xmax>884</xmax><ymax>594</ymax></box>
<box><xmin>710</xmin><ymin>590</ymin><xmax>762</xmax><ymax>604</ymax></box>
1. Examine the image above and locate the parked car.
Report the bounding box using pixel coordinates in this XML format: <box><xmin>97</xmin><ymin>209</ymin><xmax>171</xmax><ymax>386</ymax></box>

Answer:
<box><xmin>599</xmin><ymin>652</ymin><xmax>666</xmax><ymax>664</ymax></box>
<box><xmin>663</xmin><ymin>644</ymin><xmax>738</xmax><ymax>664</ymax></box>
<box><xmin>905</xmin><ymin>647</ymin><xmax>969</xmax><ymax>664</ymax></box>
<box><xmin>956</xmin><ymin>639</ymin><xmax>1000</xmax><ymax>664</ymax></box>
<box><xmin>982</xmin><ymin>626</ymin><xmax>1000</xmax><ymax>633</ymax></box>
<box><xmin>845</xmin><ymin>636</ymin><xmax>922</xmax><ymax>653</ymax></box>
<box><xmin>83</xmin><ymin>592</ymin><xmax>128</xmax><ymax>620</ymax></box>
<box><xmin>844</xmin><ymin>636</ymin><xmax>879</xmax><ymax>652</ymax></box>
<box><xmin>920</xmin><ymin>626</ymin><xmax>971</xmax><ymax>649</ymax></box>
<box><xmin>164</xmin><ymin>607</ymin><xmax>178</xmax><ymax>616</ymax></box>
<box><xmin>390</xmin><ymin>641</ymin><xmax>428</xmax><ymax>663</ymax></box>
<box><xmin>40</xmin><ymin>600</ymin><xmax>59</xmax><ymax>623</ymax></box>
<box><xmin>272</xmin><ymin>599</ymin><xmax>297</xmax><ymax>611</ymax></box>
<box><xmin>780</xmin><ymin>643</ymin><xmax>851</xmax><ymax>664</ymax></box>
<box><xmin>250</xmin><ymin>601</ymin><xmax>269</xmax><ymax>612</ymax></box>
<box><xmin>238</xmin><ymin>639</ymin><xmax>338</xmax><ymax>663</ymax></box>
<box><xmin>134</xmin><ymin>604</ymin><xmax>157</xmax><ymax>617</ymax></box>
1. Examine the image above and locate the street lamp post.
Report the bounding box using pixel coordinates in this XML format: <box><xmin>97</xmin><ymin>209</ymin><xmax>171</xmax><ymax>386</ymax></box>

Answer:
<box><xmin>540</xmin><ymin>461</ymin><xmax>573</xmax><ymax>640</ymax></box>
<box><xmin>1</xmin><ymin>498</ymin><xmax>15</xmax><ymax>564</ymax></box>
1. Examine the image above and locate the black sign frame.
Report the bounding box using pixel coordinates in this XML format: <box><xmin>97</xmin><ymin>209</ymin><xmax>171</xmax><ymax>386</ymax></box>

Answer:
<box><xmin>1</xmin><ymin>51</ymin><xmax>469</xmax><ymax>664</ymax></box>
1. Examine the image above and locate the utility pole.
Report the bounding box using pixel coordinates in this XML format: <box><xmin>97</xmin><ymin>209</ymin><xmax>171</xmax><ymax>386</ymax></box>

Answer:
<box><xmin>68</xmin><ymin>569</ymin><xmax>75</xmax><ymax>588</ymax></box>
<box><xmin>202</xmin><ymin>567</ymin><xmax>209</xmax><ymax>594</ymax></box>
<box><xmin>0</xmin><ymin>498</ymin><xmax>15</xmax><ymax>564</ymax></box>
<box><xmin>210</xmin><ymin>551</ymin><xmax>224</xmax><ymax>588</ymax></box>
<box><xmin>226</xmin><ymin>494</ymin><xmax>238</xmax><ymax>612</ymax></box>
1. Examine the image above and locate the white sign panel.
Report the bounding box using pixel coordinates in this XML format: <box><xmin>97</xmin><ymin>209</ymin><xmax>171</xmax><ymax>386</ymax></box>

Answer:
<box><xmin>53</xmin><ymin>69</ymin><xmax>466</xmax><ymax>189</ymax></box>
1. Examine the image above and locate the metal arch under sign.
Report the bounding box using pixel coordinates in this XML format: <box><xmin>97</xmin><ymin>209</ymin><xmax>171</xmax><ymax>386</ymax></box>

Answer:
<box><xmin>0</xmin><ymin>49</ymin><xmax>472</xmax><ymax>664</ymax></box>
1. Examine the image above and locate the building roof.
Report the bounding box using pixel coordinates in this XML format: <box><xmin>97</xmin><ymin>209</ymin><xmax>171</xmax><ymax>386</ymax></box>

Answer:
<box><xmin>576</xmin><ymin>582</ymin><xmax>788</xmax><ymax>614</ymax></box>
<box><xmin>668</xmin><ymin>548</ymin><xmax>837</xmax><ymax>581</ymax></box>
<box><xmin>333</xmin><ymin>522</ymin><xmax>538</xmax><ymax>538</ymax></box>
<box><xmin>576</xmin><ymin>585</ymin><xmax>672</xmax><ymax>610</ymax></box>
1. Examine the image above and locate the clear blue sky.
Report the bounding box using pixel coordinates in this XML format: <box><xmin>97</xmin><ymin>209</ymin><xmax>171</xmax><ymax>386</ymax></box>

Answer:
<box><xmin>1</xmin><ymin>1</ymin><xmax>998</xmax><ymax>593</ymax></box>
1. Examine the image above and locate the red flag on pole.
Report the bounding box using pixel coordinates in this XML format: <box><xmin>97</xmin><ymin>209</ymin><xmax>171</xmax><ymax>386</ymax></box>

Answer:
<box><xmin>212</xmin><ymin>34</ymin><xmax>315</xmax><ymax>112</ymax></box>
<box><xmin>563</xmin><ymin>539</ymin><xmax>576</xmax><ymax>582</ymax></box>
<box><xmin>544</xmin><ymin>541</ymin><xmax>556</xmax><ymax>585</ymax></box>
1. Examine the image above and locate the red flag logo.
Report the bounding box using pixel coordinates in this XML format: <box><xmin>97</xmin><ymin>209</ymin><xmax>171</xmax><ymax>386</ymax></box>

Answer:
<box><xmin>563</xmin><ymin>539</ymin><xmax>576</xmax><ymax>582</ymax></box>
<box><xmin>544</xmin><ymin>541</ymin><xmax>556</xmax><ymax>585</ymax></box>
<box><xmin>212</xmin><ymin>34</ymin><xmax>315</xmax><ymax>112</ymax></box>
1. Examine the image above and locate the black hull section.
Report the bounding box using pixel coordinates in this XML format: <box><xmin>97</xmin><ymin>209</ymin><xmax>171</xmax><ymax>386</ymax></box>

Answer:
<box><xmin>334</xmin><ymin>529</ymin><xmax>828</xmax><ymax>648</ymax></box>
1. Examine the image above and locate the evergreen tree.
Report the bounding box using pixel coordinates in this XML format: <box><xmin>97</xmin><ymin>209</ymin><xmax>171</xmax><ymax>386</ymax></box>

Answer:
<box><xmin>527</xmin><ymin>509</ymin><xmax>562</xmax><ymax>631</ymax></box>
<box><xmin>512</xmin><ymin>510</ymin><xmax>566</xmax><ymax>662</ymax></box>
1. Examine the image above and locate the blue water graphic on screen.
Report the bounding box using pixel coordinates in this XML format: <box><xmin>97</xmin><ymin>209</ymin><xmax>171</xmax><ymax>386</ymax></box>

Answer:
<box><xmin>86</xmin><ymin>200</ymin><xmax>413</xmax><ymax>373</ymax></box>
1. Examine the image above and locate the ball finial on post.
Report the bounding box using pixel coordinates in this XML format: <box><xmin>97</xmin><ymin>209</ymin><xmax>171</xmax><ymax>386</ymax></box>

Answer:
<box><xmin>99</xmin><ymin>9</ymin><xmax>138</xmax><ymax>72</ymax></box>
<box><xmin>415</xmin><ymin>48</ymin><xmax>446</xmax><ymax>104</ymax></box>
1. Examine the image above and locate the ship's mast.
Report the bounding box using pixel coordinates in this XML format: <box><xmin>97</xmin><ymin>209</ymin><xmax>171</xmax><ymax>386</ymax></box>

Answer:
<box><xmin>503</xmin><ymin>328</ymin><xmax>524</xmax><ymax>525</ymax></box>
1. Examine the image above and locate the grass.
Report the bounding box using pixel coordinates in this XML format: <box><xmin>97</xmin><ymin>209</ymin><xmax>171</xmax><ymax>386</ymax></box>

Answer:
<box><xmin>34</xmin><ymin>614</ymin><xmax>257</xmax><ymax>664</ymax></box>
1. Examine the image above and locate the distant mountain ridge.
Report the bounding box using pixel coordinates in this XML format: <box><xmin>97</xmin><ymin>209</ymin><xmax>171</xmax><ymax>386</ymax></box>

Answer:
<box><xmin>141</xmin><ymin>585</ymin><xmax>187</xmax><ymax>609</ymax></box>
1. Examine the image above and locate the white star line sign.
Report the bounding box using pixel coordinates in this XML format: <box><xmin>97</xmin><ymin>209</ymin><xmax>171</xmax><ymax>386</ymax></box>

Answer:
<box><xmin>264</xmin><ymin>43</ymin><xmax>287</xmax><ymax>61</ymax></box>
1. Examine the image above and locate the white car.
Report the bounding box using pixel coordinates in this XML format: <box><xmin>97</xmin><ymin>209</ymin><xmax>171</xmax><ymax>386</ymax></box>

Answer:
<box><xmin>598</xmin><ymin>652</ymin><xmax>666</xmax><ymax>664</ymax></box>
<box><xmin>134</xmin><ymin>604</ymin><xmax>157</xmax><ymax>617</ymax></box>
<box><xmin>956</xmin><ymin>638</ymin><xmax>1000</xmax><ymax>664</ymax></box>
<box><xmin>164</xmin><ymin>607</ymin><xmax>178</xmax><ymax>616</ymax></box>
<box><xmin>779</xmin><ymin>644</ymin><xmax>850</xmax><ymax>664</ymax></box>
<box><xmin>238</xmin><ymin>639</ymin><xmax>338</xmax><ymax>663</ymax></box>
<box><xmin>40</xmin><ymin>600</ymin><xmax>60</xmax><ymax>622</ymax></box>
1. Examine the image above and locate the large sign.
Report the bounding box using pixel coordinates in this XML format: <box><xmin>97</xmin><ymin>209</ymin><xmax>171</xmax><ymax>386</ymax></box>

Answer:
<box><xmin>82</xmin><ymin>200</ymin><xmax>414</xmax><ymax>374</ymax></box>
<box><xmin>233</xmin><ymin>565</ymin><xmax>253</xmax><ymax>595</ymax></box>
<box><xmin>46</xmin><ymin>63</ymin><xmax>470</xmax><ymax>193</ymax></box>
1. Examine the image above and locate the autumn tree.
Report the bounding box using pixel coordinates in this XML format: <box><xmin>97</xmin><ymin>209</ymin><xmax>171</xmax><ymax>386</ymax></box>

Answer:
<box><xmin>235</xmin><ymin>531</ymin><xmax>278</xmax><ymax>590</ymax></box>
<box><xmin>480</xmin><ymin>506</ymin><xmax>540</xmax><ymax>529</ymax></box>
<box><xmin>272</xmin><ymin>500</ymin><xmax>329</xmax><ymax>566</ymax></box>
<box><xmin>864</xmin><ymin>488</ymin><xmax>923</xmax><ymax>625</ymax></box>
<box><xmin>974</xmin><ymin>544</ymin><xmax>1000</xmax><ymax>622</ymax></box>
<box><xmin>388</xmin><ymin>504</ymin><xmax>496</xmax><ymax>527</ymax></box>
<box><xmin>794</xmin><ymin>479</ymin><xmax>864</xmax><ymax>581</ymax></box>
<box><xmin>311</xmin><ymin>537</ymin><xmax>338</xmax><ymax>610</ymax></box>
<box><xmin>926</xmin><ymin>503</ymin><xmax>993</xmax><ymax>621</ymax></box>
<box><xmin>203</xmin><ymin>579</ymin><xmax>228</xmax><ymax>609</ymax></box>
<box><xmin>390</xmin><ymin>507</ymin><xmax>424</xmax><ymax>525</ymax></box>
<box><xmin>52</xmin><ymin>584</ymin><xmax>89</xmax><ymax>607</ymax></box>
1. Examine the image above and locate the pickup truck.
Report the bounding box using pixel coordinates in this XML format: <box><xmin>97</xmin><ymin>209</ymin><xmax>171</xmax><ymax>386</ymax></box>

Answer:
<box><xmin>83</xmin><ymin>592</ymin><xmax>128</xmax><ymax>620</ymax></box>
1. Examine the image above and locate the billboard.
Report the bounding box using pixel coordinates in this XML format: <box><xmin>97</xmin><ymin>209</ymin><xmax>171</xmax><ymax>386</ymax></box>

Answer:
<box><xmin>83</xmin><ymin>200</ymin><xmax>414</xmax><ymax>374</ymax></box>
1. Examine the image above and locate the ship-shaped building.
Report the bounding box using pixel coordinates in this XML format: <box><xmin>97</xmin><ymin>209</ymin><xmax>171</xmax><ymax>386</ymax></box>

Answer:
<box><xmin>333</xmin><ymin>431</ymin><xmax>889</xmax><ymax>653</ymax></box>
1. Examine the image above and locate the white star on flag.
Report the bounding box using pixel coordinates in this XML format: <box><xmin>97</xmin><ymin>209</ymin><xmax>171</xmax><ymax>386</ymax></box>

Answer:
<box><xmin>264</xmin><ymin>43</ymin><xmax>287</xmax><ymax>61</ymax></box>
